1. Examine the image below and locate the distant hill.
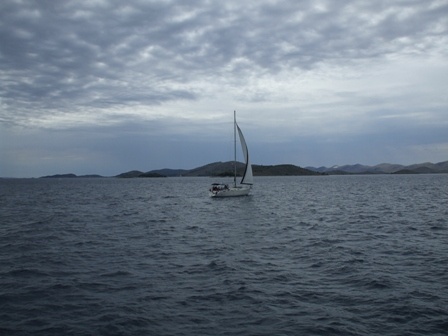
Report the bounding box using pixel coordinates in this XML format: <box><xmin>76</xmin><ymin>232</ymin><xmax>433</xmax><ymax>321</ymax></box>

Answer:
<box><xmin>116</xmin><ymin>170</ymin><xmax>166</xmax><ymax>178</ymax></box>
<box><xmin>41</xmin><ymin>173</ymin><xmax>77</xmax><ymax>178</ymax></box>
<box><xmin>37</xmin><ymin>160</ymin><xmax>447</xmax><ymax>179</ymax></box>
<box><xmin>306</xmin><ymin>160</ymin><xmax>448</xmax><ymax>174</ymax></box>
<box><xmin>40</xmin><ymin>173</ymin><xmax>103</xmax><ymax>178</ymax></box>
<box><xmin>182</xmin><ymin>161</ymin><xmax>246</xmax><ymax>177</ymax></box>
<box><xmin>158</xmin><ymin>161</ymin><xmax>322</xmax><ymax>177</ymax></box>
<box><xmin>253</xmin><ymin>164</ymin><xmax>321</xmax><ymax>176</ymax></box>
<box><xmin>392</xmin><ymin>169</ymin><xmax>416</xmax><ymax>174</ymax></box>
<box><xmin>148</xmin><ymin>168</ymin><xmax>189</xmax><ymax>177</ymax></box>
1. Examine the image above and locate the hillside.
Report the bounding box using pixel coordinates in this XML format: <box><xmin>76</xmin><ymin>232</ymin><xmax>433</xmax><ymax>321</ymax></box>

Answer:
<box><xmin>37</xmin><ymin>160</ymin><xmax>447</xmax><ymax>179</ymax></box>
<box><xmin>306</xmin><ymin>160</ymin><xmax>448</xmax><ymax>174</ymax></box>
<box><xmin>182</xmin><ymin>161</ymin><xmax>246</xmax><ymax>177</ymax></box>
<box><xmin>168</xmin><ymin>161</ymin><xmax>322</xmax><ymax>177</ymax></box>
<box><xmin>116</xmin><ymin>170</ymin><xmax>166</xmax><ymax>178</ymax></box>
<box><xmin>112</xmin><ymin>162</ymin><xmax>320</xmax><ymax>178</ymax></box>
<box><xmin>253</xmin><ymin>164</ymin><xmax>322</xmax><ymax>176</ymax></box>
<box><xmin>40</xmin><ymin>173</ymin><xmax>103</xmax><ymax>178</ymax></box>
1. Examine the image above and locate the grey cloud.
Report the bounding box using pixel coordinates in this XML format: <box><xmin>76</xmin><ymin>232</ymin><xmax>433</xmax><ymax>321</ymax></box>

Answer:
<box><xmin>0</xmin><ymin>0</ymin><xmax>447</xmax><ymax>127</ymax></box>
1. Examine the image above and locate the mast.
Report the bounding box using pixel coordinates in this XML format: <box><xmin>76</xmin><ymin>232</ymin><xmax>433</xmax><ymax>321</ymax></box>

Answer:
<box><xmin>233</xmin><ymin>110</ymin><xmax>237</xmax><ymax>187</ymax></box>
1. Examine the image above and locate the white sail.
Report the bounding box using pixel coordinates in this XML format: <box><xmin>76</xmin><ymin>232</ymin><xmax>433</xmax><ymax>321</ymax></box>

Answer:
<box><xmin>236</xmin><ymin>123</ymin><xmax>253</xmax><ymax>185</ymax></box>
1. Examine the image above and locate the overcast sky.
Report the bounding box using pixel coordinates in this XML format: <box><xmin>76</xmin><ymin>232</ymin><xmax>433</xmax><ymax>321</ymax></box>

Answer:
<box><xmin>1</xmin><ymin>0</ymin><xmax>447</xmax><ymax>177</ymax></box>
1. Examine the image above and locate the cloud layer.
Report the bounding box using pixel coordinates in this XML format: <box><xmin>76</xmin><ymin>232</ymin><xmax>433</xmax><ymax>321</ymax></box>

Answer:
<box><xmin>1</xmin><ymin>0</ymin><xmax>448</xmax><ymax>176</ymax></box>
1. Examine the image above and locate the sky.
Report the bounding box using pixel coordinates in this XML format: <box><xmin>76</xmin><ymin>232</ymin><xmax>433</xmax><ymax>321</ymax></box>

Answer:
<box><xmin>1</xmin><ymin>0</ymin><xmax>448</xmax><ymax>177</ymax></box>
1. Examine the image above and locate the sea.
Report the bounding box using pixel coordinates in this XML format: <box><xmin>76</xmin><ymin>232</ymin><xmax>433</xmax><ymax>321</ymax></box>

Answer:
<box><xmin>1</xmin><ymin>174</ymin><xmax>447</xmax><ymax>336</ymax></box>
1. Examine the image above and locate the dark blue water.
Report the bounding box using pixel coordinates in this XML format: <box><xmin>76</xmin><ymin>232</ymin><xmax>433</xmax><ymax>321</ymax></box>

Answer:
<box><xmin>1</xmin><ymin>175</ymin><xmax>447</xmax><ymax>335</ymax></box>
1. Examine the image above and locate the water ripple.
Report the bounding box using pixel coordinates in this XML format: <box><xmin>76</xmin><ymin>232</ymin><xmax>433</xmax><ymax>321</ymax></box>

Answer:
<box><xmin>0</xmin><ymin>175</ymin><xmax>447</xmax><ymax>335</ymax></box>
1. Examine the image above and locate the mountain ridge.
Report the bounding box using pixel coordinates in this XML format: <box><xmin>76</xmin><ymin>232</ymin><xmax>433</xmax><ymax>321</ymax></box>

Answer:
<box><xmin>306</xmin><ymin>160</ymin><xmax>448</xmax><ymax>174</ymax></box>
<box><xmin>145</xmin><ymin>161</ymin><xmax>323</xmax><ymax>177</ymax></box>
<box><xmin>34</xmin><ymin>160</ymin><xmax>448</xmax><ymax>178</ymax></box>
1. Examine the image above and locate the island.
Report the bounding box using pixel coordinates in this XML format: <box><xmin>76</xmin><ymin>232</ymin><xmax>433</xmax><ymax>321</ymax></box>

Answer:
<box><xmin>37</xmin><ymin>160</ymin><xmax>448</xmax><ymax>179</ymax></box>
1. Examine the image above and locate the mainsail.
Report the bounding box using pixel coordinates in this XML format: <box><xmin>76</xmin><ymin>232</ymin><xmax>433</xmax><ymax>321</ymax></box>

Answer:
<box><xmin>237</xmin><ymin>123</ymin><xmax>253</xmax><ymax>185</ymax></box>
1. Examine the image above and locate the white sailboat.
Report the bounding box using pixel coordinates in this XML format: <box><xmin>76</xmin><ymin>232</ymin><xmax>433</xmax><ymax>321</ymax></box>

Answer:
<box><xmin>209</xmin><ymin>111</ymin><xmax>253</xmax><ymax>197</ymax></box>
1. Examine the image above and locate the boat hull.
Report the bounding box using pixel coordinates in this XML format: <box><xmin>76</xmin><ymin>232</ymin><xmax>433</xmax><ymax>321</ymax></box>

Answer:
<box><xmin>209</xmin><ymin>186</ymin><xmax>251</xmax><ymax>197</ymax></box>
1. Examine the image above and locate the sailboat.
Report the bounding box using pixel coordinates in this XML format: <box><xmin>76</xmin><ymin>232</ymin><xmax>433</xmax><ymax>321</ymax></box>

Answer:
<box><xmin>209</xmin><ymin>111</ymin><xmax>253</xmax><ymax>197</ymax></box>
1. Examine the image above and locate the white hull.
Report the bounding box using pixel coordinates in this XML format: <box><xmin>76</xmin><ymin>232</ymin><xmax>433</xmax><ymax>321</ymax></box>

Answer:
<box><xmin>209</xmin><ymin>186</ymin><xmax>251</xmax><ymax>197</ymax></box>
